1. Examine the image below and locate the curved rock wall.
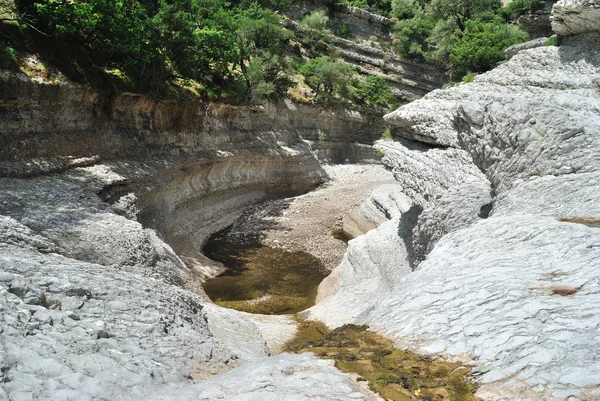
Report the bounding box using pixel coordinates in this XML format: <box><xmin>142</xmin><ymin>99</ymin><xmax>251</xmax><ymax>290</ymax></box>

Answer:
<box><xmin>0</xmin><ymin>69</ymin><xmax>392</xmax><ymax>399</ymax></box>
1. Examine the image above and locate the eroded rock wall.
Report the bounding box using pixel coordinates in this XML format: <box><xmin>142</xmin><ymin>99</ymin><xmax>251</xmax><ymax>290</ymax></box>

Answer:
<box><xmin>312</xmin><ymin>1</ymin><xmax>600</xmax><ymax>399</ymax></box>
<box><xmin>0</xmin><ymin>70</ymin><xmax>386</xmax><ymax>400</ymax></box>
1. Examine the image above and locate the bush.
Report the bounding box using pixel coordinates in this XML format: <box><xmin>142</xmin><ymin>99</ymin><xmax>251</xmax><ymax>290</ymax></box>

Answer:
<box><xmin>393</xmin><ymin>15</ymin><xmax>435</xmax><ymax>60</ymax></box>
<box><xmin>381</xmin><ymin>128</ymin><xmax>393</xmax><ymax>140</ymax></box>
<box><xmin>0</xmin><ymin>43</ymin><xmax>18</xmax><ymax>70</ymax></box>
<box><xmin>391</xmin><ymin>0</ymin><xmax>421</xmax><ymax>19</ymax></box>
<box><xmin>500</xmin><ymin>0</ymin><xmax>530</xmax><ymax>22</ymax></box>
<box><xmin>462</xmin><ymin>72</ymin><xmax>477</xmax><ymax>83</ymax></box>
<box><xmin>355</xmin><ymin>76</ymin><xmax>395</xmax><ymax>107</ymax></box>
<box><xmin>449</xmin><ymin>18</ymin><xmax>528</xmax><ymax>79</ymax></box>
<box><xmin>299</xmin><ymin>10</ymin><xmax>329</xmax><ymax>32</ymax></box>
<box><xmin>300</xmin><ymin>56</ymin><xmax>354</xmax><ymax>103</ymax></box>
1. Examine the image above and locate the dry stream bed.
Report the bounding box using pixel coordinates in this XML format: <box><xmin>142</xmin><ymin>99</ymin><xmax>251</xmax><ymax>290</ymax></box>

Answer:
<box><xmin>201</xmin><ymin>164</ymin><xmax>480</xmax><ymax>401</ymax></box>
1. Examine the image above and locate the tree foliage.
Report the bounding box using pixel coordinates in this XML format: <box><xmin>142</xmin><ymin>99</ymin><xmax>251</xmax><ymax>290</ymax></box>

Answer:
<box><xmin>449</xmin><ymin>18</ymin><xmax>528</xmax><ymax>78</ymax></box>
<box><xmin>355</xmin><ymin>76</ymin><xmax>395</xmax><ymax>107</ymax></box>
<box><xmin>300</xmin><ymin>56</ymin><xmax>354</xmax><ymax>103</ymax></box>
<box><xmin>428</xmin><ymin>0</ymin><xmax>501</xmax><ymax>31</ymax></box>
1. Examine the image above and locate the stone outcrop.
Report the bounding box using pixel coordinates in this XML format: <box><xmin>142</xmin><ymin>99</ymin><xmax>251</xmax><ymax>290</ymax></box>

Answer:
<box><xmin>0</xmin><ymin>70</ymin><xmax>387</xmax><ymax>399</ymax></box>
<box><xmin>518</xmin><ymin>0</ymin><xmax>558</xmax><ymax>38</ymax></box>
<box><xmin>313</xmin><ymin>1</ymin><xmax>600</xmax><ymax>399</ymax></box>
<box><xmin>551</xmin><ymin>0</ymin><xmax>600</xmax><ymax>36</ymax></box>
<box><xmin>342</xmin><ymin>184</ymin><xmax>409</xmax><ymax>238</ymax></box>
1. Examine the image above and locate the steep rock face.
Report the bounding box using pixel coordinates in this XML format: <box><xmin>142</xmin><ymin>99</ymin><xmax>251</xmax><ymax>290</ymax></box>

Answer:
<box><xmin>410</xmin><ymin>180</ymin><xmax>492</xmax><ymax>265</ymax></box>
<box><xmin>314</xmin><ymin>2</ymin><xmax>600</xmax><ymax>399</ymax></box>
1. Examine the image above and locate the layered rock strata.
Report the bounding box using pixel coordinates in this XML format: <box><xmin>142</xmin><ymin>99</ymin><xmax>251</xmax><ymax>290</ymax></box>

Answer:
<box><xmin>0</xmin><ymin>72</ymin><xmax>382</xmax><ymax>399</ymax></box>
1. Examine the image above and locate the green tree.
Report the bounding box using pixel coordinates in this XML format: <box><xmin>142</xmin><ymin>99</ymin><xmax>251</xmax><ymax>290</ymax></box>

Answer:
<box><xmin>428</xmin><ymin>0</ymin><xmax>502</xmax><ymax>31</ymax></box>
<box><xmin>391</xmin><ymin>0</ymin><xmax>421</xmax><ymax>19</ymax></box>
<box><xmin>152</xmin><ymin>0</ymin><xmax>237</xmax><ymax>84</ymax></box>
<box><xmin>26</xmin><ymin>0</ymin><xmax>154</xmax><ymax>77</ymax></box>
<box><xmin>355</xmin><ymin>76</ymin><xmax>395</xmax><ymax>107</ymax></box>
<box><xmin>298</xmin><ymin>10</ymin><xmax>329</xmax><ymax>44</ymax></box>
<box><xmin>235</xmin><ymin>3</ymin><xmax>293</xmax><ymax>100</ymax></box>
<box><xmin>500</xmin><ymin>0</ymin><xmax>530</xmax><ymax>22</ymax></box>
<box><xmin>300</xmin><ymin>56</ymin><xmax>354</xmax><ymax>103</ymax></box>
<box><xmin>449</xmin><ymin>18</ymin><xmax>527</xmax><ymax>78</ymax></box>
<box><xmin>393</xmin><ymin>14</ymin><xmax>435</xmax><ymax>60</ymax></box>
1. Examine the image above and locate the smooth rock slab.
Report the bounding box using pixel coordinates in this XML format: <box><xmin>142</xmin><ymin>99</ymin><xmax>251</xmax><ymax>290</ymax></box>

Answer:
<box><xmin>153</xmin><ymin>353</ymin><xmax>378</xmax><ymax>401</ymax></box>
<box><xmin>358</xmin><ymin>216</ymin><xmax>600</xmax><ymax>400</ymax></box>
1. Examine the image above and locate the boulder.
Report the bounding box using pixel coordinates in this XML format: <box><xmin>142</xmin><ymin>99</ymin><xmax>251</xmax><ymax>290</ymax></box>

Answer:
<box><xmin>551</xmin><ymin>0</ymin><xmax>600</xmax><ymax>36</ymax></box>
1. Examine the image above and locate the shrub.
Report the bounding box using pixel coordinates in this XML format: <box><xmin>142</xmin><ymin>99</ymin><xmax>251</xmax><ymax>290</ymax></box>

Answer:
<box><xmin>462</xmin><ymin>72</ymin><xmax>477</xmax><ymax>83</ymax></box>
<box><xmin>300</xmin><ymin>56</ymin><xmax>354</xmax><ymax>103</ymax></box>
<box><xmin>381</xmin><ymin>128</ymin><xmax>393</xmax><ymax>140</ymax></box>
<box><xmin>449</xmin><ymin>18</ymin><xmax>528</xmax><ymax>79</ymax></box>
<box><xmin>0</xmin><ymin>43</ymin><xmax>18</xmax><ymax>70</ymax></box>
<box><xmin>299</xmin><ymin>11</ymin><xmax>329</xmax><ymax>32</ymax></box>
<box><xmin>546</xmin><ymin>36</ymin><xmax>558</xmax><ymax>46</ymax></box>
<box><xmin>500</xmin><ymin>0</ymin><xmax>530</xmax><ymax>22</ymax></box>
<box><xmin>391</xmin><ymin>0</ymin><xmax>421</xmax><ymax>19</ymax></box>
<box><xmin>355</xmin><ymin>76</ymin><xmax>395</xmax><ymax>107</ymax></box>
<box><xmin>317</xmin><ymin>129</ymin><xmax>329</xmax><ymax>141</ymax></box>
<box><xmin>393</xmin><ymin>15</ymin><xmax>435</xmax><ymax>60</ymax></box>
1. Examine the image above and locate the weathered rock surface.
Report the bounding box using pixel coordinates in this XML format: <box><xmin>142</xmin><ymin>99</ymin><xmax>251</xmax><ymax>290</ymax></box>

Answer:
<box><xmin>314</xmin><ymin>3</ymin><xmax>600</xmax><ymax>399</ymax></box>
<box><xmin>360</xmin><ymin>216</ymin><xmax>600</xmax><ymax>401</ymax></box>
<box><xmin>157</xmin><ymin>353</ymin><xmax>378</xmax><ymax>401</ymax></box>
<box><xmin>517</xmin><ymin>0</ymin><xmax>558</xmax><ymax>38</ymax></box>
<box><xmin>551</xmin><ymin>0</ymin><xmax>600</xmax><ymax>36</ymax></box>
<box><xmin>310</xmin><ymin>216</ymin><xmax>412</xmax><ymax>328</ymax></box>
<box><xmin>375</xmin><ymin>139</ymin><xmax>489</xmax><ymax>207</ymax></box>
<box><xmin>383</xmin><ymin>100</ymin><xmax>461</xmax><ymax>148</ymax></box>
<box><xmin>505</xmin><ymin>37</ymin><xmax>550</xmax><ymax>60</ymax></box>
<box><xmin>342</xmin><ymin>184</ymin><xmax>409</xmax><ymax>238</ymax></box>
<box><xmin>411</xmin><ymin>180</ymin><xmax>493</xmax><ymax>265</ymax></box>
<box><xmin>0</xmin><ymin>217</ymin><xmax>241</xmax><ymax>399</ymax></box>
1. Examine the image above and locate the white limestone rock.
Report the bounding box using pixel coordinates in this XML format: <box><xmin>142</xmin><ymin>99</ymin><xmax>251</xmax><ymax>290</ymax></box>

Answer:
<box><xmin>492</xmin><ymin>171</ymin><xmax>600</xmax><ymax>219</ymax></box>
<box><xmin>0</xmin><ymin>175</ymin><xmax>191</xmax><ymax>287</ymax></box>
<box><xmin>358</xmin><ymin>216</ymin><xmax>600</xmax><ymax>400</ymax></box>
<box><xmin>411</xmin><ymin>180</ymin><xmax>493</xmax><ymax>264</ymax></box>
<box><xmin>375</xmin><ymin>140</ymin><xmax>488</xmax><ymax>208</ymax></box>
<box><xmin>158</xmin><ymin>353</ymin><xmax>379</xmax><ymax>401</ymax></box>
<box><xmin>342</xmin><ymin>184</ymin><xmax>410</xmax><ymax>238</ymax></box>
<box><xmin>384</xmin><ymin>98</ymin><xmax>461</xmax><ymax>148</ymax></box>
<box><xmin>309</xmin><ymin>216</ymin><xmax>412</xmax><ymax>328</ymax></box>
<box><xmin>551</xmin><ymin>0</ymin><xmax>600</xmax><ymax>36</ymax></box>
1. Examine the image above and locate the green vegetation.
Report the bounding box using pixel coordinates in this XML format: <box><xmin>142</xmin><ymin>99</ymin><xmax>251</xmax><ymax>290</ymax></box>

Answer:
<box><xmin>387</xmin><ymin>0</ymin><xmax>529</xmax><ymax>80</ymax></box>
<box><xmin>462</xmin><ymin>71</ymin><xmax>477</xmax><ymax>83</ymax></box>
<box><xmin>317</xmin><ymin>129</ymin><xmax>329</xmax><ymax>141</ymax></box>
<box><xmin>449</xmin><ymin>18</ymin><xmax>527</xmax><ymax>78</ymax></box>
<box><xmin>546</xmin><ymin>35</ymin><xmax>558</xmax><ymax>46</ymax></box>
<box><xmin>285</xmin><ymin>323</ymin><xmax>480</xmax><ymax>401</ymax></box>
<box><xmin>0</xmin><ymin>0</ymin><xmax>531</xmax><ymax>100</ymax></box>
<box><xmin>381</xmin><ymin>128</ymin><xmax>393</xmax><ymax>140</ymax></box>
<box><xmin>355</xmin><ymin>76</ymin><xmax>395</xmax><ymax>107</ymax></box>
<box><xmin>300</xmin><ymin>56</ymin><xmax>354</xmax><ymax>103</ymax></box>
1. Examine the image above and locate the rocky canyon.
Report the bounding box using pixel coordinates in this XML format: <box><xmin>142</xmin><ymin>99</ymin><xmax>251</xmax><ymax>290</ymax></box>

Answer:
<box><xmin>1</xmin><ymin>0</ymin><xmax>599</xmax><ymax>400</ymax></box>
